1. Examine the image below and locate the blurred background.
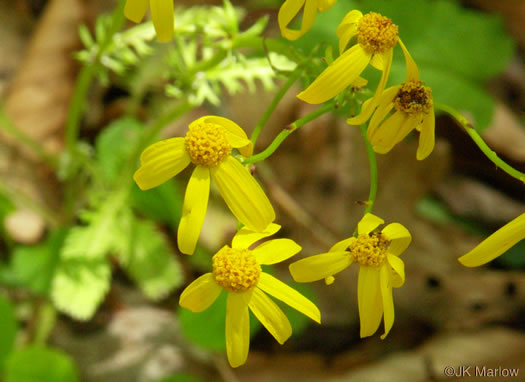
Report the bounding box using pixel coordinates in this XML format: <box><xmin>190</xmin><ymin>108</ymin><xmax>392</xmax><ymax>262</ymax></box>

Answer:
<box><xmin>1</xmin><ymin>0</ymin><xmax>525</xmax><ymax>381</ymax></box>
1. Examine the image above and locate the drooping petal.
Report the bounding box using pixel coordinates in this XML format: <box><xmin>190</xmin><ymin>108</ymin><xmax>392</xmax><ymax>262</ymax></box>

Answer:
<box><xmin>248</xmin><ymin>288</ymin><xmax>292</xmax><ymax>344</ymax></box>
<box><xmin>124</xmin><ymin>0</ymin><xmax>148</xmax><ymax>23</ymax></box>
<box><xmin>458</xmin><ymin>212</ymin><xmax>525</xmax><ymax>267</ymax></box>
<box><xmin>232</xmin><ymin>223</ymin><xmax>281</xmax><ymax>249</ymax></box>
<box><xmin>253</xmin><ymin>239</ymin><xmax>301</xmax><ymax>265</ymax></box>
<box><xmin>201</xmin><ymin>116</ymin><xmax>253</xmax><ymax>157</ymax></box>
<box><xmin>297</xmin><ymin>44</ymin><xmax>371</xmax><ymax>104</ymax></box>
<box><xmin>336</xmin><ymin>10</ymin><xmax>362</xmax><ymax>54</ymax></box>
<box><xmin>346</xmin><ymin>49</ymin><xmax>393</xmax><ymax>125</ymax></box>
<box><xmin>258</xmin><ymin>273</ymin><xmax>321</xmax><ymax>323</ymax></box>
<box><xmin>278</xmin><ymin>0</ymin><xmax>317</xmax><ymax>41</ymax></box>
<box><xmin>226</xmin><ymin>292</ymin><xmax>251</xmax><ymax>368</ymax></box>
<box><xmin>368</xmin><ymin>111</ymin><xmax>406</xmax><ymax>154</ymax></box>
<box><xmin>357</xmin><ymin>266</ymin><xmax>383</xmax><ymax>338</ymax></box>
<box><xmin>358</xmin><ymin>213</ymin><xmax>384</xmax><ymax>235</ymax></box>
<box><xmin>289</xmin><ymin>251</ymin><xmax>351</xmax><ymax>283</ymax></box>
<box><xmin>179</xmin><ymin>273</ymin><xmax>222</xmax><ymax>312</ymax></box>
<box><xmin>399</xmin><ymin>39</ymin><xmax>419</xmax><ymax>82</ymax></box>
<box><xmin>316</xmin><ymin>0</ymin><xmax>337</xmax><ymax>12</ymax></box>
<box><xmin>387</xmin><ymin>254</ymin><xmax>405</xmax><ymax>288</ymax></box>
<box><xmin>379</xmin><ymin>265</ymin><xmax>394</xmax><ymax>339</ymax></box>
<box><xmin>134</xmin><ymin>138</ymin><xmax>190</xmax><ymax>190</ymax></box>
<box><xmin>150</xmin><ymin>0</ymin><xmax>174</xmax><ymax>42</ymax></box>
<box><xmin>416</xmin><ymin>108</ymin><xmax>435</xmax><ymax>160</ymax></box>
<box><xmin>382</xmin><ymin>223</ymin><xmax>411</xmax><ymax>257</ymax></box>
<box><xmin>177</xmin><ymin>166</ymin><xmax>210</xmax><ymax>255</ymax></box>
<box><xmin>211</xmin><ymin>156</ymin><xmax>275</xmax><ymax>232</ymax></box>
<box><xmin>329</xmin><ymin>236</ymin><xmax>355</xmax><ymax>252</ymax></box>
<box><xmin>365</xmin><ymin>86</ymin><xmax>400</xmax><ymax>136</ymax></box>
<box><xmin>391</xmin><ymin>115</ymin><xmax>419</xmax><ymax>148</ymax></box>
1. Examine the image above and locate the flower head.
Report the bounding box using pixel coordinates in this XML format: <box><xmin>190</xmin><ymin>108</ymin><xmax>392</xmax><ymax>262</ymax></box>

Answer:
<box><xmin>124</xmin><ymin>0</ymin><xmax>174</xmax><ymax>42</ymax></box>
<box><xmin>347</xmin><ymin>42</ymin><xmax>435</xmax><ymax>160</ymax></box>
<box><xmin>289</xmin><ymin>213</ymin><xmax>410</xmax><ymax>339</ymax></box>
<box><xmin>179</xmin><ymin>224</ymin><xmax>321</xmax><ymax>367</ymax></box>
<box><xmin>459</xmin><ymin>212</ymin><xmax>525</xmax><ymax>267</ymax></box>
<box><xmin>133</xmin><ymin>116</ymin><xmax>274</xmax><ymax>255</ymax></box>
<box><xmin>278</xmin><ymin>0</ymin><xmax>337</xmax><ymax>41</ymax></box>
<box><xmin>297</xmin><ymin>10</ymin><xmax>404</xmax><ymax>105</ymax></box>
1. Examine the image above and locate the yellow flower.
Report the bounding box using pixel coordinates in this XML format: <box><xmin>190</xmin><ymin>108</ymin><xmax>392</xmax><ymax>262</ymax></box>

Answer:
<box><xmin>278</xmin><ymin>0</ymin><xmax>337</xmax><ymax>41</ymax></box>
<box><xmin>459</xmin><ymin>212</ymin><xmax>525</xmax><ymax>267</ymax></box>
<box><xmin>124</xmin><ymin>0</ymin><xmax>174</xmax><ymax>42</ymax></box>
<box><xmin>347</xmin><ymin>44</ymin><xmax>435</xmax><ymax>160</ymax></box>
<box><xmin>289</xmin><ymin>213</ymin><xmax>410</xmax><ymax>339</ymax></box>
<box><xmin>297</xmin><ymin>10</ymin><xmax>409</xmax><ymax>105</ymax></box>
<box><xmin>179</xmin><ymin>224</ymin><xmax>321</xmax><ymax>368</ymax></box>
<box><xmin>133</xmin><ymin>116</ymin><xmax>275</xmax><ymax>255</ymax></box>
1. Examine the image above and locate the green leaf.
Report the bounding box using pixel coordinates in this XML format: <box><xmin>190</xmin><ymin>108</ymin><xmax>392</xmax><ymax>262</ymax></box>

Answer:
<box><xmin>5</xmin><ymin>346</ymin><xmax>79</xmax><ymax>382</ymax></box>
<box><xmin>51</xmin><ymin>258</ymin><xmax>111</xmax><ymax>320</ymax></box>
<box><xmin>178</xmin><ymin>290</ymin><xmax>261</xmax><ymax>352</ymax></box>
<box><xmin>0</xmin><ymin>295</ymin><xmax>17</xmax><ymax>371</ymax></box>
<box><xmin>5</xmin><ymin>230</ymin><xmax>66</xmax><ymax>295</ymax></box>
<box><xmin>121</xmin><ymin>219</ymin><xmax>184</xmax><ymax>300</ymax></box>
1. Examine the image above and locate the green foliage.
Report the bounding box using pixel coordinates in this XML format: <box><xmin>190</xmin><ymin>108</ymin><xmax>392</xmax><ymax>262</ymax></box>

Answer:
<box><xmin>0</xmin><ymin>295</ymin><xmax>17</xmax><ymax>371</ymax></box>
<box><xmin>5</xmin><ymin>346</ymin><xmax>79</xmax><ymax>382</ymax></box>
<box><xmin>130</xmin><ymin>182</ymin><xmax>183</xmax><ymax>229</ymax></box>
<box><xmin>291</xmin><ymin>0</ymin><xmax>515</xmax><ymax>129</ymax></box>
<box><xmin>157</xmin><ymin>374</ymin><xmax>203</xmax><ymax>382</ymax></box>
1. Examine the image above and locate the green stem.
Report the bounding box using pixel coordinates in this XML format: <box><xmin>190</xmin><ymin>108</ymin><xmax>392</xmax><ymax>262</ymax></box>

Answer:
<box><xmin>435</xmin><ymin>102</ymin><xmax>525</xmax><ymax>183</ymax></box>
<box><xmin>360</xmin><ymin>124</ymin><xmax>378</xmax><ymax>214</ymax></box>
<box><xmin>250</xmin><ymin>67</ymin><xmax>302</xmax><ymax>145</ymax></box>
<box><xmin>244</xmin><ymin>102</ymin><xmax>334</xmax><ymax>164</ymax></box>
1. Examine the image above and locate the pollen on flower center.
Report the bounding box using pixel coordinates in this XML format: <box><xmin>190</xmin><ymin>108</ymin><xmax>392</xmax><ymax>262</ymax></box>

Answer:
<box><xmin>349</xmin><ymin>233</ymin><xmax>389</xmax><ymax>267</ymax></box>
<box><xmin>212</xmin><ymin>247</ymin><xmax>261</xmax><ymax>292</ymax></box>
<box><xmin>393</xmin><ymin>80</ymin><xmax>433</xmax><ymax>115</ymax></box>
<box><xmin>357</xmin><ymin>12</ymin><xmax>399</xmax><ymax>54</ymax></box>
<box><xmin>185</xmin><ymin>122</ymin><xmax>232</xmax><ymax>168</ymax></box>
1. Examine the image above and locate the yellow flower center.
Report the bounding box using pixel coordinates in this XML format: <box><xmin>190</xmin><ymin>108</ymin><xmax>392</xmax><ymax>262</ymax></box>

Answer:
<box><xmin>212</xmin><ymin>247</ymin><xmax>261</xmax><ymax>292</ymax></box>
<box><xmin>357</xmin><ymin>12</ymin><xmax>399</xmax><ymax>54</ymax></box>
<box><xmin>184</xmin><ymin>122</ymin><xmax>232</xmax><ymax>168</ymax></box>
<box><xmin>393</xmin><ymin>80</ymin><xmax>433</xmax><ymax>116</ymax></box>
<box><xmin>349</xmin><ymin>233</ymin><xmax>389</xmax><ymax>267</ymax></box>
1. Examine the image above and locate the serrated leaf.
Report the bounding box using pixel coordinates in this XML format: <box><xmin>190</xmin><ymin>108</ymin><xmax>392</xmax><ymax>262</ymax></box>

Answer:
<box><xmin>5</xmin><ymin>346</ymin><xmax>79</xmax><ymax>382</ymax></box>
<box><xmin>51</xmin><ymin>258</ymin><xmax>111</xmax><ymax>320</ymax></box>
<box><xmin>0</xmin><ymin>295</ymin><xmax>17</xmax><ymax>371</ymax></box>
<box><xmin>121</xmin><ymin>220</ymin><xmax>184</xmax><ymax>300</ymax></box>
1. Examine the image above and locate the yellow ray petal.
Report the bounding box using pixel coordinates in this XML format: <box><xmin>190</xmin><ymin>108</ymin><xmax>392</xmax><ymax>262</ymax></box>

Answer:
<box><xmin>150</xmin><ymin>0</ymin><xmax>174</xmax><ymax>42</ymax></box>
<box><xmin>416</xmin><ymin>108</ymin><xmax>435</xmax><ymax>160</ymax></box>
<box><xmin>365</xmin><ymin>86</ymin><xmax>400</xmax><ymax>135</ymax></box>
<box><xmin>316</xmin><ymin>0</ymin><xmax>337</xmax><ymax>12</ymax></box>
<box><xmin>179</xmin><ymin>273</ymin><xmax>222</xmax><ymax>312</ymax></box>
<box><xmin>346</xmin><ymin>49</ymin><xmax>393</xmax><ymax>125</ymax></box>
<box><xmin>379</xmin><ymin>265</ymin><xmax>394</xmax><ymax>339</ymax></box>
<box><xmin>382</xmin><ymin>223</ymin><xmax>411</xmax><ymax>257</ymax></box>
<box><xmin>232</xmin><ymin>223</ymin><xmax>281</xmax><ymax>249</ymax></box>
<box><xmin>177</xmin><ymin>166</ymin><xmax>210</xmax><ymax>255</ymax></box>
<box><xmin>289</xmin><ymin>251</ymin><xmax>351</xmax><ymax>283</ymax></box>
<box><xmin>211</xmin><ymin>156</ymin><xmax>275</xmax><ymax>232</ymax></box>
<box><xmin>358</xmin><ymin>213</ymin><xmax>384</xmax><ymax>235</ymax></box>
<box><xmin>199</xmin><ymin>116</ymin><xmax>253</xmax><ymax>157</ymax></box>
<box><xmin>336</xmin><ymin>10</ymin><xmax>363</xmax><ymax>54</ymax></box>
<box><xmin>357</xmin><ymin>266</ymin><xmax>383</xmax><ymax>338</ymax></box>
<box><xmin>391</xmin><ymin>115</ymin><xmax>419</xmax><ymax>148</ymax></box>
<box><xmin>248</xmin><ymin>288</ymin><xmax>292</xmax><ymax>344</ymax></box>
<box><xmin>226</xmin><ymin>292</ymin><xmax>251</xmax><ymax>368</ymax></box>
<box><xmin>458</xmin><ymin>212</ymin><xmax>525</xmax><ymax>267</ymax></box>
<box><xmin>134</xmin><ymin>138</ymin><xmax>190</xmax><ymax>190</ymax></box>
<box><xmin>258</xmin><ymin>273</ymin><xmax>321</xmax><ymax>323</ymax></box>
<box><xmin>399</xmin><ymin>39</ymin><xmax>419</xmax><ymax>81</ymax></box>
<box><xmin>368</xmin><ymin>111</ymin><xmax>406</xmax><ymax>154</ymax></box>
<box><xmin>387</xmin><ymin>254</ymin><xmax>405</xmax><ymax>288</ymax></box>
<box><xmin>329</xmin><ymin>236</ymin><xmax>355</xmax><ymax>252</ymax></box>
<box><xmin>254</xmin><ymin>239</ymin><xmax>301</xmax><ymax>265</ymax></box>
<box><xmin>297</xmin><ymin>44</ymin><xmax>371</xmax><ymax>104</ymax></box>
<box><xmin>278</xmin><ymin>0</ymin><xmax>317</xmax><ymax>41</ymax></box>
<box><xmin>124</xmin><ymin>0</ymin><xmax>148</xmax><ymax>23</ymax></box>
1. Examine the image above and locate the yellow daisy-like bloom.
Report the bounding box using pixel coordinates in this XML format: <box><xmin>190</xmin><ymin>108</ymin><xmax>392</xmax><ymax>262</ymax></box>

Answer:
<box><xmin>289</xmin><ymin>213</ymin><xmax>410</xmax><ymax>339</ymax></box>
<box><xmin>278</xmin><ymin>0</ymin><xmax>337</xmax><ymax>41</ymax></box>
<box><xmin>347</xmin><ymin>44</ymin><xmax>435</xmax><ymax>160</ymax></box>
<box><xmin>179</xmin><ymin>224</ymin><xmax>321</xmax><ymax>368</ymax></box>
<box><xmin>459</xmin><ymin>212</ymin><xmax>525</xmax><ymax>267</ymax></box>
<box><xmin>133</xmin><ymin>116</ymin><xmax>275</xmax><ymax>255</ymax></box>
<box><xmin>124</xmin><ymin>0</ymin><xmax>174</xmax><ymax>42</ymax></box>
<box><xmin>297</xmin><ymin>10</ymin><xmax>410</xmax><ymax>105</ymax></box>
